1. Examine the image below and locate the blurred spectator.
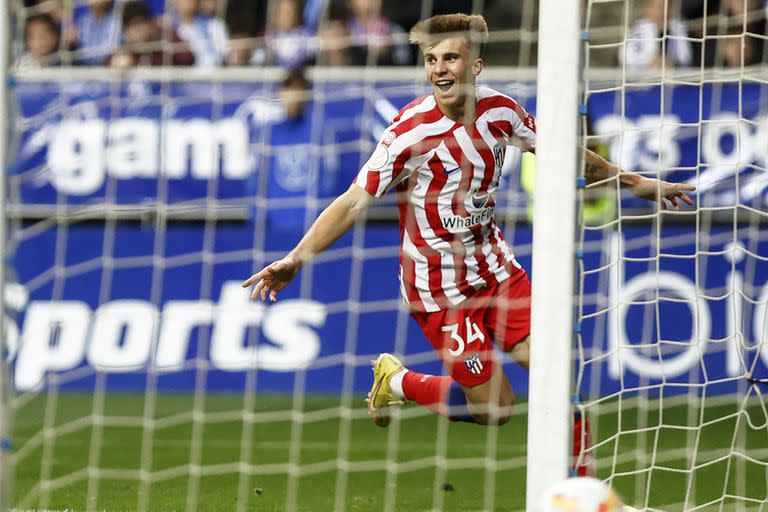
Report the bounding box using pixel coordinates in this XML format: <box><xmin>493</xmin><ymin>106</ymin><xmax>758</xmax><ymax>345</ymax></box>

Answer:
<box><xmin>318</xmin><ymin>19</ymin><xmax>351</xmax><ymax>65</ymax></box>
<box><xmin>279</xmin><ymin>67</ymin><xmax>311</xmax><ymax>119</ymax></box>
<box><xmin>316</xmin><ymin>0</ymin><xmax>410</xmax><ymax>66</ymax></box>
<box><xmin>19</xmin><ymin>0</ymin><xmax>65</xmax><ymax>20</ymax></box>
<box><xmin>107</xmin><ymin>0</ymin><xmax>194</xmax><ymax>67</ymax></box>
<box><xmin>344</xmin><ymin>0</ymin><xmax>410</xmax><ymax>65</ymax></box>
<box><xmin>682</xmin><ymin>0</ymin><xmax>766</xmax><ymax>66</ymax></box>
<box><xmin>15</xmin><ymin>13</ymin><xmax>61</xmax><ymax>68</ymax></box>
<box><xmin>225</xmin><ymin>0</ymin><xmax>268</xmax><ymax>38</ymax></box>
<box><xmin>227</xmin><ymin>30</ymin><xmax>256</xmax><ymax>66</ymax></box>
<box><xmin>723</xmin><ymin>27</ymin><xmax>759</xmax><ymax>66</ymax></box>
<box><xmin>170</xmin><ymin>0</ymin><xmax>229</xmax><ymax>67</ymax></box>
<box><xmin>258</xmin><ymin>68</ymin><xmax>319</xmax><ymax>232</ymax></box>
<box><xmin>620</xmin><ymin>0</ymin><xmax>692</xmax><ymax>70</ymax></box>
<box><xmin>72</xmin><ymin>0</ymin><xmax>123</xmax><ymax>65</ymax></box>
<box><xmin>199</xmin><ymin>0</ymin><xmax>220</xmax><ymax>18</ymax></box>
<box><xmin>256</xmin><ymin>0</ymin><xmax>315</xmax><ymax>68</ymax></box>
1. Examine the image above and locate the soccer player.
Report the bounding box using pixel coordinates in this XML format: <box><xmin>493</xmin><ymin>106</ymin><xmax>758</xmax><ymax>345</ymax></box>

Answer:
<box><xmin>242</xmin><ymin>12</ymin><xmax>694</xmax><ymax>468</ymax></box>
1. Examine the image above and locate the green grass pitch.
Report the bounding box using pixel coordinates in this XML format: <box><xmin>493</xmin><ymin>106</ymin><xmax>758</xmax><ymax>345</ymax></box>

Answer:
<box><xmin>9</xmin><ymin>393</ymin><xmax>768</xmax><ymax>511</ymax></box>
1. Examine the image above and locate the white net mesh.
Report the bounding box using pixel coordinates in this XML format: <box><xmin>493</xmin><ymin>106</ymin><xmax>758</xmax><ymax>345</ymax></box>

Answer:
<box><xmin>579</xmin><ymin>0</ymin><xmax>768</xmax><ymax>509</ymax></box>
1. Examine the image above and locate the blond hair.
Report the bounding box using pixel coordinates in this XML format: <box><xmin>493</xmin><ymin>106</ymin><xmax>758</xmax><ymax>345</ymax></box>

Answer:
<box><xmin>409</xmin><ymin>14</ymin><xmax>489</xmax><ymax>53</ymax></box>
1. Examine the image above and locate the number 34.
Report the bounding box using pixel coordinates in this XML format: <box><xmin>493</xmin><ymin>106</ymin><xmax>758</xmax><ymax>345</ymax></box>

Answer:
<box><xmin>441</xmin><ymin>318</ymin><xmax>485</xmax><ymax>357</ymax></box>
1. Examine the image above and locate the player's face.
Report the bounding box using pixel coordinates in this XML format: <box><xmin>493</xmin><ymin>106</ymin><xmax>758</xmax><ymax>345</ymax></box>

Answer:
<box><xmin>26</xmin><ymin>20</ymin><xmax>58</xmax><ymax>58</ymax></box>
<box><xmin>423</xmin><ymin>37</ymin><xmax>483</xmax><ymax>113</ymax></box>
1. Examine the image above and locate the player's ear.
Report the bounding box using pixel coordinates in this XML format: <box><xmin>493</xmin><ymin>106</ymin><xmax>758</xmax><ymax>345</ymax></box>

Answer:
<box><xmin>473</xmin><ymin>58</ymin><xmax>484</xmax><ymax>76</ymax></box>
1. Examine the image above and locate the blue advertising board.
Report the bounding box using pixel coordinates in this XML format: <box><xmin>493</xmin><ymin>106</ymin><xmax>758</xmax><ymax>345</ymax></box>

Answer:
<box><xmin>6</xmin><ymin>219</ymin><xmax>768</xmax><ymax>396</ymax></box>
<box><xmin>12</xmin><ymin>79</ymin><xmax>534</xmax><ymax>208</ymax></box>
<box><xmin>588</xmin><ymin>82</ymin><xmax>768</xmax><ymax>209</ymax></box>
<box><xmin>7</xmin><ymin>79</ymin><xmax>768</xmax><ymax>396</ymax></box>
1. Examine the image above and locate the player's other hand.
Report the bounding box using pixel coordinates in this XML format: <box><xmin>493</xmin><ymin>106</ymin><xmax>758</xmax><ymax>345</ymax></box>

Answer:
<box><xmin>629</xmin><ymin>176</ymin><xmax>696</xmax><ymax>211</ymax></box>
<box><xmin>241</xmin><ymin>255</ymin><xmax>302</xmax><ymax>302</ymax></box>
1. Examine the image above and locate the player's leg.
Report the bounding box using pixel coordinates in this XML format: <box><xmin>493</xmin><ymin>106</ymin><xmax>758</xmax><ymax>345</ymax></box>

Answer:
<box><xmin>369</xmin><ymin>354</ymin><xmax>514</xmax><ymax>426</ymax></box>
<box><xmin>458</xmin><ymin>361</ymin><xmax>515</xmax><ymax>425</ymax></box>
<box><xmin>507</xmin><ymin>335</ymin><xmax>530</xmax><ymax>370</ymax></box>
<box><xmin>367</xmin><ymin>306</ymin><xmax>513</xmax><ymax>426</ymax></box>
<box><xmin>490</xmin><ymin>271</ymin><xmax>595</xmax><ymax>476</ymax></box>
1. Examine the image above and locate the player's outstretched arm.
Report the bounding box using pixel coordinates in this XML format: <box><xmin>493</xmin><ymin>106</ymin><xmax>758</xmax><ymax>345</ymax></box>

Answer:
<box><xmin>242</xmin><ymin>184</ymin><xmax>375</xmax><ymax>302</ymax></box>
<box><xmin>583</xmin><ymin>148</ymin><xmax>696</xmax><ymax>210</ymax></box>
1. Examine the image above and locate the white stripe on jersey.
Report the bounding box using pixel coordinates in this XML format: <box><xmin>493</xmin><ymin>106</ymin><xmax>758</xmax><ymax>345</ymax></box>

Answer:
<box><xmin>493</xmin><ymin>223</ymin><xmax>522</xmax><ymax>270</ymax></box>
<box><xmin>390</xmin><ymin>96</ymin><xmax>438</xmax><ymax>127</ymax></box>
<box><xmin>452</xmin><ymin>126</ymin><xmax>488</xmax><ymax>213</ymax></box>
<box><xmin>401</xmin><ymin>228</ymin><xmax>440</xmax><ymax>311</ymax></box>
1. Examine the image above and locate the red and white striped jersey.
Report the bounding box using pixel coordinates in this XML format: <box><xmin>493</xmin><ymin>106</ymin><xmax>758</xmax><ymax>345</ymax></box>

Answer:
<box><xmin>353</xmin><ymin>86</ymin><xmax>537</xmax><ymax>312</ymax></box>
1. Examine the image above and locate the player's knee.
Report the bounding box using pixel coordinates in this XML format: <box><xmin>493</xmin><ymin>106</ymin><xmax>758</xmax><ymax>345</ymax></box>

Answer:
<box><xmin>472</xmin><ymin>411</ymin><xmax>512</xmax><ymax>426</ymax></box>
<box><xmin>470</xmin><ymin>397</ymin><xmax>515</xmax><ymax>425</ymax></box>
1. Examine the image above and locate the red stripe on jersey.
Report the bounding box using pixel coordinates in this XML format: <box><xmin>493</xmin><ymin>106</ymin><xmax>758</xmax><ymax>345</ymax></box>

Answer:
<box><xmin>390</xmin><ymin>129</ymin><xmax>449</xmax><ymax>191</ymax></box>
<box><xmin>487</xmin><ymin>120</ymin><xmax>513</xmax><ymax>142</ymax></box>
<box><xmin>393</xmin><ymin>103</ymin><xmax>445</xmax><ymax>138</ymax></box>
<box><xmin>470</xmin><ymin>128</ymin><xmax>503</xmax><ymax>288</ymax></box>
<box><xmin>363</xmin><ymin>170</ymin><xmax>380</xmax><ymax>196</ymax></box>
<box><xmin>397</xmin><ymin>179</ymin><xmax>424</xmax><ymax>310</ymax></box>
<box><xmin>425</xmin><ymin>154</ymin><xmax>473</xmax><ymax>298</ymax></box>
<box><xmin>470</xmin><ymin>125</ymin><xmax>496</xmax><ymax>194</ymax></box>
<box><xmin>475</xmin><ymin>95</ymin><xmax>519</xmax><ymax>119</ymax></box>
<box><xmin>392</xmin><ymin>95</ymin><xmax>429</xmax><ymax>124</ymax></box>
<box><xmin>472</xmin><ymin>225</ymin><xmax>497</xmax><ymax>288</ymax></box>
<box><xmin>476</xmin><ymin>95</ymin><xmax>536</xmax><ymax>134</ymax></box>
<box><xmin>400</xmin><ymin>173</ymin><xmax>450</xmax><ymax>309</ymax></box>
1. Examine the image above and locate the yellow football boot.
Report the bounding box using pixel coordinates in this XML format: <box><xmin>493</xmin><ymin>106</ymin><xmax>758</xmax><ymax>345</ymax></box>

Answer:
<box><xmin>365</xmin><ymin>353</ymin><xmax>405</xmax><ymax>427</ymax></box>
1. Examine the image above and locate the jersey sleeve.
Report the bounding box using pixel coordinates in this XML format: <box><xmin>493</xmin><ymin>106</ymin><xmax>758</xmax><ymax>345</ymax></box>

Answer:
<box><xmin>353</xmin><ymin>127</ymin><xmax>417</xmax><ymax>198</ymax></box>
<box><xmin>478</xmin><ymin>89</ymin><xmax>537</xmax><ymax>152</ymax></box>
<box><xmin>507</xmin><ymin>101</ymin><xmax>537</xmax><ymax>152</ymax></box>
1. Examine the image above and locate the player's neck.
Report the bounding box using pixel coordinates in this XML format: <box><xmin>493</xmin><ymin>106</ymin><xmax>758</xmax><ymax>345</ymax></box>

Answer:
<box><xmin>436</xmin><ymin>94</ymin><xmax>477</xmax><ymax>125</ymax></box>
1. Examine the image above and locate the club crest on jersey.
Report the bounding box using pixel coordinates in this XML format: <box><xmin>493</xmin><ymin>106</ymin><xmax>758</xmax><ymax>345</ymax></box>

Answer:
<box><xmin>465</xmin><ymin>354</ymin><xmax>484</xmax><ymax>375</ymax></box>
<box><xmin>472</xmin><ymin>191</ymin><xmax>489</xmax><ymax>209</ymax></box>
<box><xmin>382</xmin><ymin>131</ymin><xmax>396</xmax><ymax>147</ymax></box>
<box><xmin>493</xmin><ymin>142</ymin><xmax>504</xmax><ymax>170</ymax></box>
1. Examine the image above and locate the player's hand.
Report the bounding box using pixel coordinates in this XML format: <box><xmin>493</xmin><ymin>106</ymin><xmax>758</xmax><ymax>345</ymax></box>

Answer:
<box><xmin>241</xmin><ymin>255</ymin><xmax>302</xmax><ymax>302</ymax></box>
<box><xmin>628</xmin><ymin>176</ymin><xmax>696</xmax><ymax>211</ymax></box>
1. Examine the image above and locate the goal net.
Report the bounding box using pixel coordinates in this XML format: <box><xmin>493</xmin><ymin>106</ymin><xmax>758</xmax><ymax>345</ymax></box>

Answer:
<box><xmin>0</xmin><ymin>0</ymin><xmax>766</xmax><ymax>510</ymax></box>
<box><xmin>576</xmin><ymin>0</ymin><xmax>768</xmax><ymax>509</ymax></box>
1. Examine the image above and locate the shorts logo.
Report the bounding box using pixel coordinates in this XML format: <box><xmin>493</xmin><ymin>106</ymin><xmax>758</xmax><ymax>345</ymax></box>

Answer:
<box><xmin>465</xmin><ymin>354</ymin><xmax>484</xmax><ymax>375</ymax></box>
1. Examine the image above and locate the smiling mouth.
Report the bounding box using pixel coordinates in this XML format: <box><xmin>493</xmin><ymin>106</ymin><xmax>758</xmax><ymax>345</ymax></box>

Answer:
<box><xmin>435</xmin><ymin>80</ymin><xmax>455</xmax><ymax>93</ymax></box>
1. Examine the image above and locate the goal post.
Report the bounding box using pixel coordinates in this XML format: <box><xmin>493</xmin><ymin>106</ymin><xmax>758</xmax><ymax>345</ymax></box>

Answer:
<box><xmin>525</xmin><ymin>0</ymin><xmax>582</xmax><ymax>505</ymax></box>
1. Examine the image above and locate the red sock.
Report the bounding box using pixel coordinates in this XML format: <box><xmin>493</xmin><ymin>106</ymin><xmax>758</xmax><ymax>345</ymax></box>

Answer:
<box><xmin>402</xmin><ymin>371</ymin><xmax>453</xmax><ymax>418</ymax></box>
<box><xmin>572</xmin><ymin>415</ymin><xmax>595</xmax><ymax>477</ymax></box>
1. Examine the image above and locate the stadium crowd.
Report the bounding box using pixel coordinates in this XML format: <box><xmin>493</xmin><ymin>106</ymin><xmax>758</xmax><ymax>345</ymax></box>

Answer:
<box><xmin>11</xmin><ymin>0</ymin><xmax>768</xmax><ymax>71</ymax></box>
<box><xmin>11</xmin><ymin>0</ymin><xmax>768</xmax><ymax>70</ymax></box>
